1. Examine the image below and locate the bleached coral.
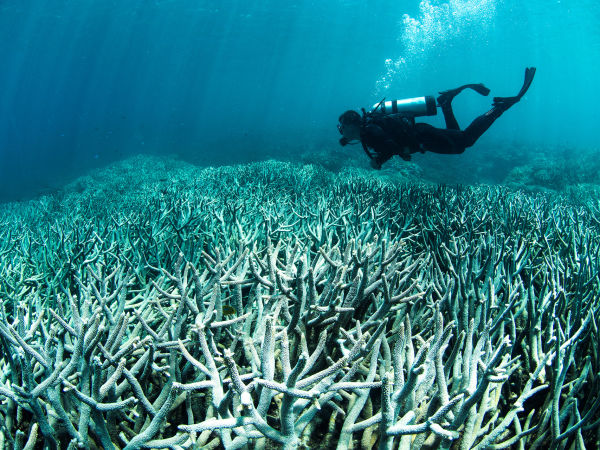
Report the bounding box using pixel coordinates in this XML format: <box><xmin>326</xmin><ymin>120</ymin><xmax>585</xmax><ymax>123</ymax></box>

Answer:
<box><xmin>0</xmin><ymin>157</ymin><xmax>598</xmax><ymax>449</ymax></box>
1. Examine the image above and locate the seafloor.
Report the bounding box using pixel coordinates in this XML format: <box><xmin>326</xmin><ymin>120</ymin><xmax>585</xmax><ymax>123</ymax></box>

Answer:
<box><xmin>0</xmin><ymin>154</ymin><xmax>599</xmax><ymax>449</ymax></box>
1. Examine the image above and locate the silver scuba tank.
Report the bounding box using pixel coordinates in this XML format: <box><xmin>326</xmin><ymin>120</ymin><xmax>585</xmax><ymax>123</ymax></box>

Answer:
<box><xmin>370</xmin><ymin>96</ymin><xmax>437</xmax><ymax>117</ymax></box>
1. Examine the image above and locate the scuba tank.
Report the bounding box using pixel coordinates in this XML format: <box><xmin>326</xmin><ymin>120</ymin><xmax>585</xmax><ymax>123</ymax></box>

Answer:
<box><xmin>370</xmin><ymin>96</ymin><xmax>437</xmax><ymax>117</ymax></box>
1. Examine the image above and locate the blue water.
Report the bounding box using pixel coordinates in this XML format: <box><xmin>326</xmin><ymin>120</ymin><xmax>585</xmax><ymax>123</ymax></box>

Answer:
<box><xmin>0</xmin><ymin>0</ymin><xmax>598</xmax><ymax>201</ymax></box>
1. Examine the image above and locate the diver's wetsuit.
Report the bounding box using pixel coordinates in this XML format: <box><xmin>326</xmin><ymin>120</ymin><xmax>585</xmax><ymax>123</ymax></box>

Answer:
<box><xmin>361</xmin><ymin>101</ymin><xmax>509</xmax><ymax>168</ymax></box>
<box><xmin>359</xmin><ymin>67</ymin><xmax>535</xmax><ymax>169</ymax></box>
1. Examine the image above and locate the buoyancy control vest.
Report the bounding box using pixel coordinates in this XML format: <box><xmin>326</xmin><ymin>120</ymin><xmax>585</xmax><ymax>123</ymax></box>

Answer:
<box><xmin>357</xmin><ymin>96</ymin><xmax>437</xmax><ymax>157</ymax></box>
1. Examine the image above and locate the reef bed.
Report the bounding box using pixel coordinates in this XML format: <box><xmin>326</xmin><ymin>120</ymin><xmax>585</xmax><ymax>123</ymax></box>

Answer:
<box><xmin>0</xmin><ymin>156</ymin><xmax>598</xmax><ymax>449</ymax></box>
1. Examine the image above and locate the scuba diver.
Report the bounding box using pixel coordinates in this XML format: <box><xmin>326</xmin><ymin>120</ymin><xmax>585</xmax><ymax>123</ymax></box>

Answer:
<box><xmin>337</xmin><ymin>67</ymin><xmax>536</xmax><ymax>169</ymax></box>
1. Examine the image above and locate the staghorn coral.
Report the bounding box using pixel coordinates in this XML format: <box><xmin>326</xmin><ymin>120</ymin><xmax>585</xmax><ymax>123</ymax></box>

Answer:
<box><xmin>504</xmin><ymin>147</ymin><xmax>600</xmax><ymax>192</ymax></box>
<box><xmin>0</xmin><ymin>157</ymin><xmax>599</xmax><ymax>449</ymax></box>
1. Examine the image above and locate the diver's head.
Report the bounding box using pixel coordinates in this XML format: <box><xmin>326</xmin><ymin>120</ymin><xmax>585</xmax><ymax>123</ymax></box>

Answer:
<box><xmin>338</xmin><ymin>110</ymin><xmax>362</xmax><ymax>146</ymax></box>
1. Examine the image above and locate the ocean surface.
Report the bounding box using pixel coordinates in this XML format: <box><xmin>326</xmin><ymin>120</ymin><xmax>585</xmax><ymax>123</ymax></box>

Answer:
<box><xmin>0</xmin><ymin>0</ymin><xmax>598</xmax><ymax>201</ymax></box>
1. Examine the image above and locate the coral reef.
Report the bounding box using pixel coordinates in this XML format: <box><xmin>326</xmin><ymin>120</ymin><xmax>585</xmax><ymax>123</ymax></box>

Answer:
<box><xmin>410</xmin><ymin>145</ymin><xmax>524</xmax><ymax>186</ymax></box>
<box><xmin>504</xmin><ymin>147</ymin><xmax>600</xmax><ymax>192</ymax></box>
<box><xmin>0</xmin><ymin>157</ymin><xmax>599</xmax><ymax>449</ymax></box>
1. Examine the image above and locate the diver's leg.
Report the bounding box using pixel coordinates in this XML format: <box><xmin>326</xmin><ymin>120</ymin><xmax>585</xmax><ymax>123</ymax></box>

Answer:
<box><xmin>460</xmin><ymin>107</ymin><xmax>505</xmax><ymax>147</ymax></box>
<box><xmin>462</xmin><ymin>67</ymin><xmax>536</xmax><ymax>147</ymax></box>
<box><xmin>439</xmin><ymin>101</ymin><xmax>460</xmax><ymax>130</ymax></box>
<box><xmin>415</xmin><ymin>123</ymin><xmax>467</xmax><ymax>154</ymax></box>
<box><xmin>437</xmin><ymin>83</ymin><xmax>491</xmax><ymax>130</ymax></box>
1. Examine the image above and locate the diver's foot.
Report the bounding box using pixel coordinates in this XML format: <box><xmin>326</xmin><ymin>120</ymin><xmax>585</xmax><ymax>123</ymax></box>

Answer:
<box><xmin>437</xmin><ymin>83</ymin><xmax>491</xmax><ymax>108</ymax></box>
<box><xmin>492</xmin><ymin>67</ymin><xmax>536</xmax><ymax>110</ymax></box>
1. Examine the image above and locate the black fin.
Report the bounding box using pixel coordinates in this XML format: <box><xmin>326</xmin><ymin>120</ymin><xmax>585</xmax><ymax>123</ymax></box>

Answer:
<box><xmin>470</xmin><ymin>83</ymin><xmax>491</xmax><ymax>96</ymax></box>
<box><xmin>437</xmin><ymin>83</ymin><xmax>491</xmax><ymax>107</ymax></box>
<box><xmin>493</xmin><ymin>67</ymin><xmax>536</xmax><ymax>108</ymax></box>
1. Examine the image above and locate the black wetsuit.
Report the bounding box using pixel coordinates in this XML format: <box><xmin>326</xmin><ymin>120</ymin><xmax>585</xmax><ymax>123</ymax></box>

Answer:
<box><xmin>356</xmin><ymin>67</ymin><xmax>535</xmax><ymax>169</ymax></box>
<box><xmin>360</xmin><ymin>101</ymin><xmax>506</xmax><ymax>168</ymax></box>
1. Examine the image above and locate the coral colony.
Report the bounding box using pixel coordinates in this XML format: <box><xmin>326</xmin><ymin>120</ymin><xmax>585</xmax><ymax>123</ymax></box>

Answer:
<box><xmin>0</xmin><ymin>158</ymin><xmax>598</xmax><ymax>449</ymax></box>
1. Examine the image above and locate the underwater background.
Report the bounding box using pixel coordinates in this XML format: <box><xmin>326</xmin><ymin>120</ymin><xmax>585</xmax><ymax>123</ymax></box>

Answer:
<box><xmin>0</xmin><ymin>0</ymin><xmax>599</xmax><ymax>201</ymax></box>
<box><xmin>1</xmin><ymin>1</ymin><xmax>600</xmax><ymax>449</ymax></box>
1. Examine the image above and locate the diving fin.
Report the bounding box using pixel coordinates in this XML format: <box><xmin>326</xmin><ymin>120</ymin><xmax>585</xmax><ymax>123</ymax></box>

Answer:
<box><xmin>469</xmin><ymin>83</ymin><xmax>491</xmax><ymax>96</ymax></box>
<box><xmin>437</xmin><ymin>83</ymin><xmax>490</xmax><ymax>107</ymax></box>
<box><xmin>492</xmin><ymin>67</ymin><xmax>536</xmax><ymax>109</ymax></box>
